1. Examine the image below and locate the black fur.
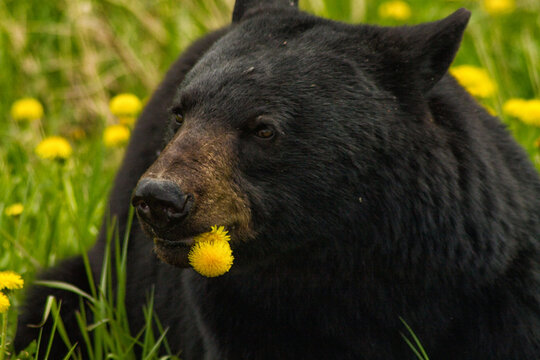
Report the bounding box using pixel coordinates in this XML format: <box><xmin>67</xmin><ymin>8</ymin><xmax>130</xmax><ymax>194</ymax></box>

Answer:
<box><xmin>16</xmin><ymin>2</ymin><xmax>540</xmax><ymax>359</ymax></box>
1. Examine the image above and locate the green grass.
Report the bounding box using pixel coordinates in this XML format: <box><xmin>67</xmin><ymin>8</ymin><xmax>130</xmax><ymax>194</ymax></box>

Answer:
<box><xmin>1</xmin><ymin>0</ymin><xmax>540</xmax><ymax>358</ymax></box>
<box><xmin>400</xmin><ymin>317</ymin><xmax>430</xmax><ymax>360</ymax></box>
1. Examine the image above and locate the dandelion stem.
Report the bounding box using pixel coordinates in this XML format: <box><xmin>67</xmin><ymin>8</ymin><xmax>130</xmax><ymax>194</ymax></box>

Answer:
<box><xmin>0</xmin><ymin>311</ymin><xmax>8</xmax><ymax>360</ymax></box>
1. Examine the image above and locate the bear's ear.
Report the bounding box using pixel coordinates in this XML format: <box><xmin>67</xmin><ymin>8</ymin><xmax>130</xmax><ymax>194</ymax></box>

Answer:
<box><xmin>232</xmin><ymin>0</ymin><xmax>299</xmax><ymax>22</ymax></box>
<box><xmin>378</xmin><ymin>8</ymin><xmax>471</xmax><ymax>94</ymax></box>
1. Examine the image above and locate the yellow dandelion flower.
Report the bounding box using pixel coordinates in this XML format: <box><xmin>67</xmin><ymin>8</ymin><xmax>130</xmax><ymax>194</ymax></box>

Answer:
<box><xmin>503</xmin><ymin>99</ymin><xmax>540</xmax><ymax>126</ymax></box>
<box><xmin>0</xmin><ymin>271</ymin><xmax>24</xmax><ymax>291</ymax></box>
<box><xmin>194</xmin><ymin>225</ymin><xmax>231</xmax><ymax>243</ymax></box>
<box><xmin>0</xmin><ymin>293</ymin><xmax>10</xmax><ymax>314</ymax></box>
<box><xmin>5</xmin><ymin>203</ymin><xmax>24</xmax><ymax>217</ymax></box>
<box><xmin>35</xmin><ymin>136</ymin><xmax>73</xmax><ymax>160</ymax></box>
<box><xmin>378</xmin><ymin>1</ymin><xmax>411</xmax><ymax>21</ymax></box>
<box><xmin>482</xmin><ymin>0</ymin><xmax>515</xmax><ymax>16</ymax></box>
<box><xmin>519</xmin><ymin>100</ymin><xmax>540</xmax><ymax>127</ymax></box>
<box><xmin>109</xmin><ymin>93</ymin><xmax>142</xmax><ymax>117</ymax></box>
<box><xmin>10</xmin><ymin>97</ymin><xmax>44</xmax><ymax>122</ymax></box>
<box><xmin>188</xmin><ymin>240</ymin><xmax>234</xmax><ymax>277</ymax></box>
<box><xmin>103</xmin><ymin>124</ymin><xmax>130</xmax><ymax>147</ymax></box>
<box><xmin>450</xmin><ymin>65</ymin><xmax>497</xmax><ymax>98</ymax></box>
<box><xmin>503</xmin><ymin>98</ymin><xmax>528</xmax><ymax>118</ymax></box>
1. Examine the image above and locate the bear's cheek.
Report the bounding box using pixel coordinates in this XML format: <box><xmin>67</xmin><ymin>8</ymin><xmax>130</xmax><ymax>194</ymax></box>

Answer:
<box><xmin>136</xmin><ymin>131</ymin><xmax>256</xmax><ymax>265</ymax></box>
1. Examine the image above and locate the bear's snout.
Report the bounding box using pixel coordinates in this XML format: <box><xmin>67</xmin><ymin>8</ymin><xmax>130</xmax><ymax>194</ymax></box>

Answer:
<box><xmin>132</xmin><ymin>178</ymin><xmax>193</xmax><ymax>230</ymax></box>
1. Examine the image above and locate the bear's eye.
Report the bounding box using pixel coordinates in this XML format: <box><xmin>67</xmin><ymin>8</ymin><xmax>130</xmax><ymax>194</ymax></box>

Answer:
<box><xmin>254</xmin><ymin>125</ymin><xmax>275</xmax><ymax>140</ymax></box>
<box><xmin>173</xmin><ymin>112</ymin><xmax>184</xmax><ymax>128</ymax></box>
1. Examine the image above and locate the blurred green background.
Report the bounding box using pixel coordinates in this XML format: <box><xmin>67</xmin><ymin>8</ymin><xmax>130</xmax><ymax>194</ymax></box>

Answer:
<box><xmin>0</xmin><ymin>0</ymin><xmax>539</xmax><ymax>356</ymax></box>
<box><xmin>1</xmin><ymin>0</ymin><xmax>540</xmax><ymax>139</ymax></box>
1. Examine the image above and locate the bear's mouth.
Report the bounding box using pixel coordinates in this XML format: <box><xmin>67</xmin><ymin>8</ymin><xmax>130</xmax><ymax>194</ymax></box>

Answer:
<box><xmin>153</xmin><ymin>236</ymin><xmax>195</xmax><ymax>268</ymax></box>
<box><xmin>152</xmin><ymin>223</ymin><xmax>238</xmax><ymax>268</ymax></box>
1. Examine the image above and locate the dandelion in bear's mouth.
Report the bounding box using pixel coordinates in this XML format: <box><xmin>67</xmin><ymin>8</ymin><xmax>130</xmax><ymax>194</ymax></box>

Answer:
<box><xmin>194</xmin><ymin>225</ymin><xmax>231</xmax><ymax>243</ymax></box>
<box><xmin>189</xmin><ymin>226</ymin><xmax>234</xmax><ymax>277</ymax></box>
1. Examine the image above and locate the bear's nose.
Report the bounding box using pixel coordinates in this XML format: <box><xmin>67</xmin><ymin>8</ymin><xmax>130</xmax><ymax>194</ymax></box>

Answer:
<box><xmin>131</xmin><ymin>178</ymin><xmax>192</xmax><ymax>230</ymax></box>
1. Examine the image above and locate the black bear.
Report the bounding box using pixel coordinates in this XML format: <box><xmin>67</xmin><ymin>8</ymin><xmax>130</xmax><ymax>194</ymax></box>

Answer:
<box><xmin>16</xmin><ymin>0</ymin><xmax>540</xmax><ymax>359</ymax></box>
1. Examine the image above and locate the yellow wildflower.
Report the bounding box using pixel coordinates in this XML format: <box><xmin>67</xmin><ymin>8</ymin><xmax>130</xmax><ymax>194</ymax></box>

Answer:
<box><xmin>482</xmin><ymin>0</ymin><xmax>515</xmax><ymax>16</ymax></box>
<box><xmin>0</xmin><ymin>293</ymin><xmax>9</xmax><ymax>314</ymax></box>
<box><xmin>194</xmin><ymin>225</ymin><xmax>231</xmax><ymax>243</ymax></box>
<box><xmin>35</xmin><ymin>136</ymin><xmax>73</xmax><ymax>160</ymax></box>
<box><xmin>109</xmin><ymin>93</ymin><xmax>142</xmax><ymax>117</ymax></box>
<box><xmin>503</xmin><ymin>98</ymin><xmax>528</xmax><ymax>118</ymax></box>
<box><xmin>503</xmin><ymin>99</ymin><xmax>540</xmax><ymax>126</ymax></box>
<box><xmin>378</xmin><ymin>1</ymin><xmax>411</xmax><ymax>21</ymax></box>
<box><xmin>519</xmin><ymin>100</ymin><xmax>540</xmax><ymax>127</ymax></box>
<box><xmin>188</xmin><ymin>240</ymin><xmax>234</xmax><ymax>277</ymax></box>
<box><xmin>450</xmin><ymin>65</ymin><xmax>497</xmax><ymax>98</ymax></box>
<box><xmin>0</xmin><ymin>271</ymin><xmax>24</xmax><ymax>291</ymax></box>
<box><xmin>10</xmin><ymin>97</ymin><xmax>44</xmax><ymax>122</ymax></box>
<box><xmin>534</xmin><ymin>137</ymin><xmax>540</xmax><ymax>148</ymax></box>
<box><xmin>5</xmin><ymin>203</ymin><xmax>24</xmax><ymax>217</ymax></box>
<box><xmin>103</xmin><ymin>124</ymin><xmax>130</xmax><ymax>147</ymax></box>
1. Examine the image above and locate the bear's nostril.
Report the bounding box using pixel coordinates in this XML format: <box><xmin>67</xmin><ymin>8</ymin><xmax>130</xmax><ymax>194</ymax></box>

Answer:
<box><xmin>166</xmin><ymin>206</ymin><xmax>180</xmax><ymax>217</ymax></box>
<box><xmin>137</xmin><ymin>200</ymin><xmax>150</xmax><ymax>215</ymax></box>
<box><xmin>132</xmin><ymin>178</ymin><xmax>192</xmax><ymax>230</ymax></box>
<box><xmin>138</xmin><ymin>201</ymin><xmax>149</xmax><ymax>210</ymax></box>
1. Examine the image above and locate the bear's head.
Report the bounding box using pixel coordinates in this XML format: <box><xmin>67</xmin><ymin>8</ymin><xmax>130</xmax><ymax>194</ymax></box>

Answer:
<box><xmin>131</xmin><ymin>0</ymin><xmax>471</xmax><ymax>270</ymax></box>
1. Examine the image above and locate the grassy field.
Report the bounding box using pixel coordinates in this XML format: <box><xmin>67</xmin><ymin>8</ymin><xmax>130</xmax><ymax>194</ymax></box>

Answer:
<box><xmin>1</xmin><ymin>0</ymin><xmax>540</xmax><ymax>358</ymax></box>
